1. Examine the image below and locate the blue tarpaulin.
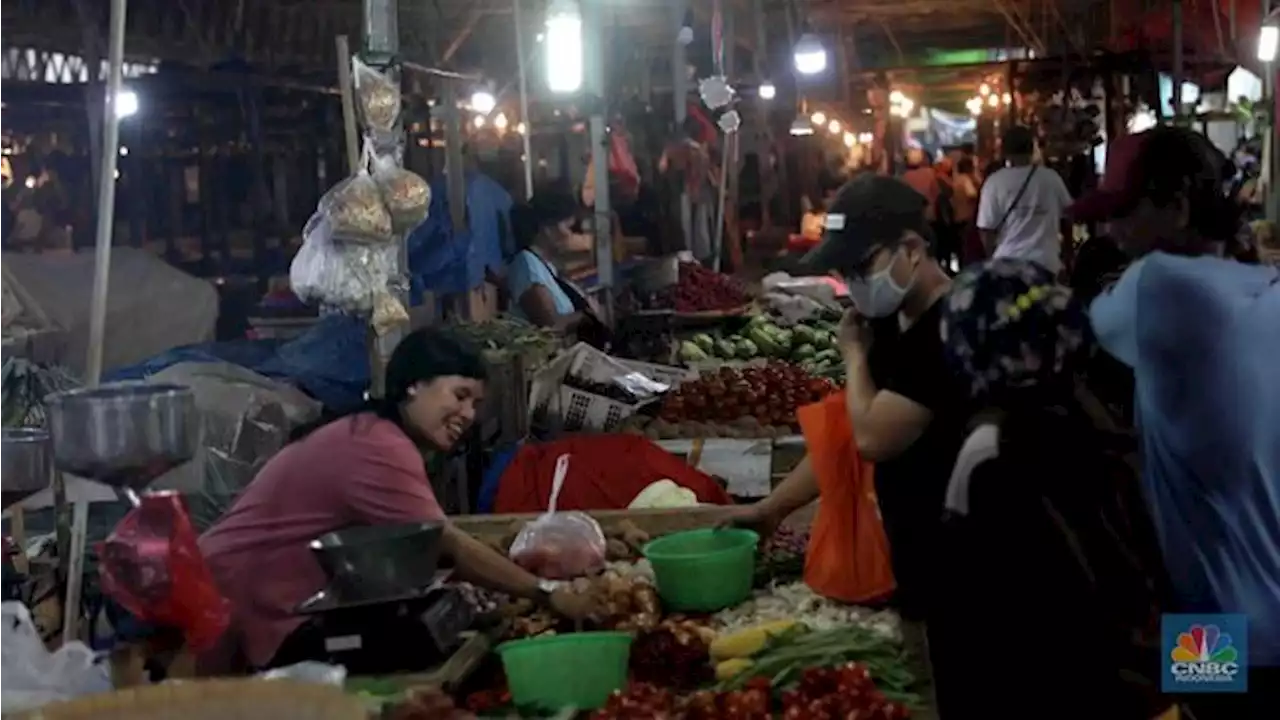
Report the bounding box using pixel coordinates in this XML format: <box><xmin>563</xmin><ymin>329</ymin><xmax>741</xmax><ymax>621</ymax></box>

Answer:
<box><xmin>408</xmin><ymin>172</ymin><xmax>513</xmax><ymax>302</ymax></box>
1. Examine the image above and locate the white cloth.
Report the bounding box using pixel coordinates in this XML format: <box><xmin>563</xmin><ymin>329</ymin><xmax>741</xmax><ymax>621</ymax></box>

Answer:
<box><xmin>944</xmin><ymin>423</ymin><xmax>1001</xmax><ymax>516</ymax></box>
<box><xmin>977</xmin><ymin>166</ymin><xmax>1073</xmax><ymax>273</ymax></box>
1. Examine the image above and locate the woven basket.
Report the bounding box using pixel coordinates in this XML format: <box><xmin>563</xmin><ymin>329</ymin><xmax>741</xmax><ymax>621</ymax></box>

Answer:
<box><xmin>12</xmin><ymin>679</ymin><xmax>368</xmax><ymax>720</ymax></box>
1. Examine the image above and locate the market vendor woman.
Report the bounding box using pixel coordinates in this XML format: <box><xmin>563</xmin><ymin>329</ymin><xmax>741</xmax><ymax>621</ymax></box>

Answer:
<box><xmin>506</xmin><ymin>189</ymin><xmax>610</xmax><ymax>347</ymax></box>
<box><xmin>197</xmin><ymin>327</ymin><xmax>595</xmax><ymax>673</ymax></box>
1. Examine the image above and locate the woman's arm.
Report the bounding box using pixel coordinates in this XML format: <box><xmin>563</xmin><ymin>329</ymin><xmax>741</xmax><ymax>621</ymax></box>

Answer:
<box><xmin>518</xmin><ymin>285</ymin><xmax>583</xmax><ymax>330</ymax></box>
<box><xmin>441</xmin><ymin>523</ymin><xmax>542</xmax><ymax>598</ymax></box>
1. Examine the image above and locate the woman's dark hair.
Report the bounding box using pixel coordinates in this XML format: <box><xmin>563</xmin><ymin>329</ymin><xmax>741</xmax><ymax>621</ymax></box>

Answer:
<box><xmin>288</xmin><ymin>327</ymin><xmax>488</xmax><ymax>442</ymax></box>
<box><xmin>957</xmin><ymin>157</ymin><xmax>975</xmax><ymax>175</ymax></box>
<box><xmin>513</xmin><ymin>186</ymin><xmax>578</xmax><ymax>250</ymax></box>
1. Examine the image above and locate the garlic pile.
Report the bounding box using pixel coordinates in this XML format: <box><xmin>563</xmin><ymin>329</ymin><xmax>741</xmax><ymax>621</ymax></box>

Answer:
<box><xmin>711</xmin><ymin>581</ymin><xmax>902</xmax><ymax>641</ymax></box>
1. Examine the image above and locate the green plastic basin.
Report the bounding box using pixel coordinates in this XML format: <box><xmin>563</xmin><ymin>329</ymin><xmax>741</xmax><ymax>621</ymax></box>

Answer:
<box><xmin>642</xmin><ymin>528</ymin><xmax>759</xmax><ymax>612</ymax></box>
<box><xmin>496</xmin><ymin>631</ymin><xmax>633</xmax><ymax>711</ymax></box>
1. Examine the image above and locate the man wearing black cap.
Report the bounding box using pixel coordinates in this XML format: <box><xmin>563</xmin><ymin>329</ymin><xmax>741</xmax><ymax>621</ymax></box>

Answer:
<box><xmin>1077</xmin><ymin>126</ymin><xmax>1280</xmax><ymax>711</ymax></box>
<box><xmin>804</xmin><ymin>174</ymin><xmax>970</xmax><ymax>710</ymax></box>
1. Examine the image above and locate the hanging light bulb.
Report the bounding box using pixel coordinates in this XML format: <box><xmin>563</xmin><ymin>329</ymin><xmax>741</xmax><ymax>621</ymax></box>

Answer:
<box><xmin>793</xmin><ymin>33</ymin><xmax>827</xmax><ymax>75</ymax></box>
<box><xmin>470</xmin><ymin>90</ymin><xmax>496</xmax><ymax>114</ymax></box>
<box><xmin>494</xmin><ymin>112</ymin><xmax>509</xmax><ymax>131</ymax></box>
<box><xmin>858</xmin><ymin>132</ymin><xmax>874</xmax><ymax>144</ymax></box>
<box><xmin>474</xmin><ymin>115</ymin><xmax>486</xmax><ymax>128</ymax></box>
<box><xmin>987</xmin><ymin>94</ymin><xmax>1000</xmax><ymax>108</ymax></box>
<box><xmin>1001</xmin><ymin>92</ymin><xmax>1012</xmax><ymax>105</ymax></box>
<box><xmin>811</xmin><ymin>111</ymin><xmax>827</xmax><ymax>126</ymax></box>
<box><xmin>516</xmin><ymin>122</ymin><xmax>528</xmax><ymax>135</ymax></box>
<box><xmin>545</xmin><ymin>0</ymin><xmax>584</xmax><ymax>93</ymax></box>
<box><xmin>758</xmin><ymin>82</ymin><xmax>777</xmax><ymax>100</ymax></box>
<box><xmin>889</xmin><ymin>90</ymin><xmax>905</xmax><ymax>104</ymax></box>
<box><xmin>979</xmin><ymin>83</ymin><xmax>991</xmax><ymax>97</ymax></box>
<box><xmin>843</xmin><ymin>132</ymin><xmax>856</xmax><ymax>148</ymax></box>
<box><xmin>828</xmin><ymin>119</ymin><xmax>841</xmax><ymax>134</ymax></box>
<box><xmin>789</xmin><ymin>115</ymin><xmax>815</xmax><ymax>136</ymax></box>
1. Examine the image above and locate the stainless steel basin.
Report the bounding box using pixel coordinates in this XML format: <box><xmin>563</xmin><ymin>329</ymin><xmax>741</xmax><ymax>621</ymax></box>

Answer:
<box><xmin>2</xmin><ymin>427</ymin><xmax>52</xmax><ymax>507</ymax></box>
<box><xmin>44</xmin><ymin>382</ymin><xmax>198</xmax><ymax>490</ymax></box>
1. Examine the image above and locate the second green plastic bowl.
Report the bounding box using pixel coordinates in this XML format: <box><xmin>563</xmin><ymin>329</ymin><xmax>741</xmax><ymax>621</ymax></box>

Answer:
<box><xmin>642</xmin><ymin>528</ymin><xmax>759</xmax><ymax>612</ymax></box>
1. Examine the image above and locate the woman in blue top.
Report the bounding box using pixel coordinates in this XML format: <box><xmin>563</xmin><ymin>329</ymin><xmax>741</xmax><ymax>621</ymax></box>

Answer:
<box><xmin>506</xmin><ymin>189</ymin><xmax>611</xmax><ymax>348</ymax></box>
<box><xmin>506</xmin><ymin>189</ymin><xmax>586</xmax><ymax>330</ymax></box>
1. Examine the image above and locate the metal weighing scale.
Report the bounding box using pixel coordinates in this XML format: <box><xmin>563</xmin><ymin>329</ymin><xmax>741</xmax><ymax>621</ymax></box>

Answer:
<box><xmin>43</xmin><ymin>382</ymin><xmax>200</xmax><ymax>641</ymax></box>
<box><xmin>293</xmin><ymin>569</ymin><xmax>474</xmax><ymax>675</ymax></box>
<box><xmin>291</xmin><ymin>522</ymin><xmax>475</xmax><ymax>675</ymax></box>
<box><xmin>2</xmin><ymin>427</ymin><xmax>53</xmax><ymax>600</ymax></box>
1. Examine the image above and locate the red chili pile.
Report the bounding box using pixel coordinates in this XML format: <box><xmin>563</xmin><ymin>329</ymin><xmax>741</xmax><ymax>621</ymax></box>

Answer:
<box><xmin>658</xmin><ymin>263</ymin><xmax>748</xmax><ymax>313</ymax></box>
<box><xmin>659</xmin><ymin>363</ymin><xmax>837</xmax><ymax>428</ymax></box>
<box><xmin>591</xmin><ymin>664</ymin><xmax>911</xmax><ymax>720</ymax></box>
<box><xmin>630</xmin><ymin>628</ymin><xmax>714</xmax><ymax>690</ymax></box>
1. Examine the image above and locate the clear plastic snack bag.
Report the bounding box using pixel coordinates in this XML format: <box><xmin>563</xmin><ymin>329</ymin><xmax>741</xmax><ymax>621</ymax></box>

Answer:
<box><xmin>508</xmin><ymin>455</ymin><xmax>608</xmax><ymax>579</ymax></box>
<box><xmin>2</xmin><ymin>602</ymin><xmax>112</xmax><ymax>713</ymax></box>
<box><xmin>371</xmin><ymin>288</ymin><xmax>409</xmax><ymax>336</ymax></box>
<box><xmin>352</xmin><ymin>56</ymin><xmax>400</xmax><ymax>133</ymax></box>
<box><xmin>371</xmin><ymin>152</ymin><xmax>431</xmax><ymax>233</ymax></box>
<box><xmin>319</xmin><ymin>145</ymin><xmax>394</xmax><ymax>246</ymax></box>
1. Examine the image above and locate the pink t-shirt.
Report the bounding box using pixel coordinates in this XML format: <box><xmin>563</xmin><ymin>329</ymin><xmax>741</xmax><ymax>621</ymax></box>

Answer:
<box><xmin>198</xmin><ymin>414</ymin><xmax>444</xmax><ymax>668</ymax></box>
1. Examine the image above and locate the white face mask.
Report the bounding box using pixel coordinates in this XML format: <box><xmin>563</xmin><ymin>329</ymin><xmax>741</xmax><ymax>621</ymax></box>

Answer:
<box><xmin>846</xmin><ymin>248</ymin><xmax>917</xmax><ymax>318</ymax></box>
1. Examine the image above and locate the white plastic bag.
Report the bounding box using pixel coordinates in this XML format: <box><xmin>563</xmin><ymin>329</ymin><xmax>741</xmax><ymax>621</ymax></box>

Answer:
<box><xmin>290</xmin><ymin>213</ymin><xmax>397</xmax><ymax>312</ymax></box>
<box><xmin>2</xmin><ymin>602</ymin><xmax>112</xmax><ymax>713</ymax></box>
<box><xmin>319</xmin><ymin>171</ymin><xmax>394</xmax><ymax>246</ymax></box>
<box><xmin>508</xmin><ymin>455</ymin><xmax>608</xmax><ymax>579</ymax></box>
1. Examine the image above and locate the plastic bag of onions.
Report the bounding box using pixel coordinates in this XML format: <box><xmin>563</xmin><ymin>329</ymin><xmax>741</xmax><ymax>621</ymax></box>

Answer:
<box><xmin>372</xmin><ymin>153</ymin><xmax>431</xmax><ymax>233</ymax></box>
<box><xmin>319</xmin><ymin>170</ymin><xmax>394</xmax><ymax>245</ymax></box>
<box><xmin>352</xmin><ymin>56</ymin><xmax>400</xmax><ymax>132</ymax></box>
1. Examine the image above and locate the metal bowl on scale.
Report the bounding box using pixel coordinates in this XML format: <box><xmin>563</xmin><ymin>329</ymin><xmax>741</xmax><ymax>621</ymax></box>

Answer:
<box><xmin>43</xmin><ymin>382</ymin><xmax>199</xmax><ymax>491</ymax></box>
<box><xmin>2</xmin><ymin>427</ymin><xmax>52</xmax><ymax>508</ymax></box>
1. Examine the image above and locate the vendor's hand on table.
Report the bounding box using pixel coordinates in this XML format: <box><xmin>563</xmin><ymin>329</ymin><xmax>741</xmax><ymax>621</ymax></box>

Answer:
<box><xmin>716</xmin><ymin>503</ymin><xmax>780</xmax><ymax>540</ymax></box>
<box><xmin>548</xmin><ymin>586</ymin><xmax>599</xmax><ymax>621</ymax></box>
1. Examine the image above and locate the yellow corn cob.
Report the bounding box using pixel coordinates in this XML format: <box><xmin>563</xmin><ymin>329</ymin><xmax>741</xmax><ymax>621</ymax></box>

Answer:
<box><xmin>708</xmin><ymin>620</ymin><xmax>800</xmax><ymax>661</ymax></box>
<box><xmin>715</xmin><ymin>658</ymin><xmax>755</xmax><ymax>681</ymax></box>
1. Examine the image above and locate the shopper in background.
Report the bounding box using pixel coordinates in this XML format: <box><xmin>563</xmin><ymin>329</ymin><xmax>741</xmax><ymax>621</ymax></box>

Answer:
<box><xmin>937</xmin><ymin>259</ymin><xmax>1173</xmax><ymax>718</ymax></box>
<box><xmin>900</xmin><ymin>148</ymin><xmax>940</xmax><ymax>223</ymax></box>
<box><xmin>799</xmin><ymin>174</ymin><xmax>969</xmax><ymax>713</ymax></box>
<box><xmin>1075</xmin><ymin>126</ymin><xmax>1280</xmax><ymax>712</ymax></box>
<box><xmin>976</xmin><ymin>126</ymin><xmax>1074</xmax><ymax>273</ymax></box>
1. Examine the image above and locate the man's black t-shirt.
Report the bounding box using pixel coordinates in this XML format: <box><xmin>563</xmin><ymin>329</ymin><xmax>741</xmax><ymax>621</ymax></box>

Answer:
<box><xmin>865</xmin><ymin>299</ymin><xmax>969</xmax><ymax>620</ymax></box>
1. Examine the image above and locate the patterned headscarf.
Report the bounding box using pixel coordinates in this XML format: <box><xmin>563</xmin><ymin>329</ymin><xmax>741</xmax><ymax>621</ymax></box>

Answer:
<box><xmin>941</xmin><ymin>259</ymin><xmax>1090</xmax><ymax>400</ymax></box>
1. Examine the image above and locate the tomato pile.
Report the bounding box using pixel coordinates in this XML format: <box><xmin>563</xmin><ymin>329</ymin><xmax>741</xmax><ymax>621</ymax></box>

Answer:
<box><xmin>591</xmin><ymin>664</ymin><xmax>911</xmax><ymax>720</ymax></box>
<box><xmin>657</xmin><ymin>263</ymin><xmax>748</xmax><ymax>313</ymax></box>
<box><xmin>629</xmin><ymin>627</ymin><xmax>714</xmax><ymax>690</ymax></box>
<box><xmin>658</xmin><ymin>363</ymin><xmax>837</xmax><ymax>428</ymax></box>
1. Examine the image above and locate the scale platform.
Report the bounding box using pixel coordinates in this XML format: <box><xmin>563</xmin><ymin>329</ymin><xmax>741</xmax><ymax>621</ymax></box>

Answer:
<box><xmin>293</xmin><ymin>570</ymin><xmax>475</xmax><ymax>675</ymax></box>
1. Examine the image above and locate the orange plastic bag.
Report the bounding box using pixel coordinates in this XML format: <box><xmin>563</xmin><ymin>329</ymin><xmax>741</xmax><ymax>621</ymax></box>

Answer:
<box><xmin>798</xmin><ymin>393</ymin><xmax>896</xmax><ymax>604</ymax></box>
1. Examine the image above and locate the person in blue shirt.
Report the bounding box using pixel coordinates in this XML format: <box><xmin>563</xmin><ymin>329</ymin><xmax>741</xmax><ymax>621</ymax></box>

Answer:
<box><xmin>1073</xmin><ymin>127</ymin><xmax>1280</xmax><ymax>706</ymax></box>
<box><xmin>505</xmin><ymin>189</ymin><xmax>593</xmax><ymax>332</ymax></box>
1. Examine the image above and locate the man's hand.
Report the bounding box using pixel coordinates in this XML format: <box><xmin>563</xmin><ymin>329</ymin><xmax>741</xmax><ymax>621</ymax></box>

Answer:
<box><xmin>547</xmin><ymin>587</ymin><xmax>600</xmax><ymax>621</ymax></box>
<box><xmin>716</xmin><ymin>503</ymin><xmax>781</xmax><ymax>540</ymax></box>
<box><xmin>837</xmin><ymin>308</ymin><xmax>872</xmax><ymax>356</ymax></box>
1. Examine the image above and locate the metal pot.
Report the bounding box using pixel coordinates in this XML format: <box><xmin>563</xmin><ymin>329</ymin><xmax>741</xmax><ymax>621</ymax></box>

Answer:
<box><xmin>44</xmin><ymin>382</ymin><xmax>198</xmax><ymax>490</ymax></box>
<box><xmin>2</xmin><ymin>427</ymin><xmax>51</xmax><ymax>507</ymax></box>
<box><xmin>310</xmin><ymin>522</ymin><xmax>445</xmax><ymax>602</ymax></box>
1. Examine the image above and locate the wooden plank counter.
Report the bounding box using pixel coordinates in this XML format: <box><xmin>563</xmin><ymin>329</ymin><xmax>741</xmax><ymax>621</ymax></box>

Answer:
<box><xmin>451</xmin><ymin>506</ymin><xmax>726</xmax><ymax>543</ymax></box>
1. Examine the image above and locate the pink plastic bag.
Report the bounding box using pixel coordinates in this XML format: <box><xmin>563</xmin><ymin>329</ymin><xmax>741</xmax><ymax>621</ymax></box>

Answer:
<box><xmin>507</xmin><ymin>455</ymin><xmax>607</xmax><ymax>579</ymax></box>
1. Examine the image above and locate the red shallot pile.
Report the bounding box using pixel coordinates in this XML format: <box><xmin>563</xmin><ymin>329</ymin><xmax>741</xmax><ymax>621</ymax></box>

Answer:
<box><xmin>629</xmin><ymin>627</ymin><xmax>715</xmax><ymax>690</ymax></box>
<box><xmin>658</xmin><ymin>363</ymin><xmax>837</xmax><ymax>429</ymax></box>
<box><xmin>657</xmin><ymin>263</ymin><xmax>748</xmax><ymax>313</ymax></box>
<box><xmin>592</xmin><ymin>664</ymin><xmax>911</xmax><ymax>720</ymax></box>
